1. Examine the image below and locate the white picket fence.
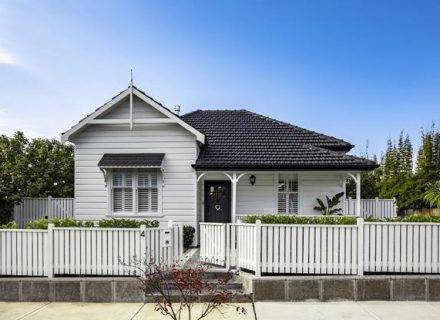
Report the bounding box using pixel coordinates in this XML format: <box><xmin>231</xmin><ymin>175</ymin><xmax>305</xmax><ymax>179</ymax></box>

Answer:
<box><xmin>344</xmin><ymin>198</ymin><xmax>397</xmax><ymax>218</ymax></box>
<box><xmin>0</xmin><ymin>223</ymin><xmax>184</xmax><ymax>277</ymax></box>
<box><xmin>364</xmin><ymin>223</ymin><xmax>440</xmax><ymax>273</ymax></box>
<box><xmin>13</xmin><ymin>197</ymin><xmax>74</xmax><ymax>228</ymax></box>
<box><xmin>200</xmin><ymin>220</ymin><xmax>440</xmax><ymax>276</ymax></box>
<box><xmin>0</xmin><ymin>229</ymin><xmax>48</xmax><ymax>276</ymax></box>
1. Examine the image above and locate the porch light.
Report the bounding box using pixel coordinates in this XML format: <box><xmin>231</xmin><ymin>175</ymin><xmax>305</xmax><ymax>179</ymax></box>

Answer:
<box><xmin>249</xmin><ymin>175</ymin><xmax>256</xmax><ymax>186</ymax></box>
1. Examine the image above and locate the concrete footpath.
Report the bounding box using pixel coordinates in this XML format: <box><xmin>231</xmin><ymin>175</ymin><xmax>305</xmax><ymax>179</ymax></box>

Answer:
<box><xmin>0</xmin><ymin>301</ymin><xmax>440</xmax><ymax>320</ymax></box>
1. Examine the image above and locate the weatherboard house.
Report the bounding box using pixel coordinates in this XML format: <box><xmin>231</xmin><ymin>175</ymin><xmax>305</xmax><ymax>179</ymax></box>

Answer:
<box><xmin>61</xmin><ymin>86</ymin><xmax>377</xmax><ymax>234</ymax></box>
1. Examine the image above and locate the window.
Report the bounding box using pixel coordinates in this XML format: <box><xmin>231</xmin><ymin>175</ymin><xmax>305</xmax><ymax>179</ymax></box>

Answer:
<box><xmin>111</xmin><ymin>169</ymin><xmax>159</xmax><ymax>214</ymax></box>
<box><xmin>278</xmin><ymin>174</ymin><xmax>298</xmax><ymax>214</ymax></box>
<box><xmin>137</xmin><ymin>170</ymin><xmax>158</xmax><ymax>213</ymax></box>
<box><xmin>112</xmin><ymin>170</ymin><xmax>133</xmax><ymax>212</ymax></box>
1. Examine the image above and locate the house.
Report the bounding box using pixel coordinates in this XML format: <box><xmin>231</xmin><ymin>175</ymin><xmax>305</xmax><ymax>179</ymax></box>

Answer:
<box><xmin>61</xmin><ymin>85</ymin><xmax>378</xmax><ymax>233</ymax></box>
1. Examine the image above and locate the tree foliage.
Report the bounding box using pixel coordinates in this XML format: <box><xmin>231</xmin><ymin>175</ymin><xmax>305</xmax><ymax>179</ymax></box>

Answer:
<box><xmin>0</xmin><ymin>132</ymin><xmax>74</xmax><ymax>223</ymax></box>
<box><xmin>347</xmin><ymin>127</ymin><xmax>440</xmax><ymax>211</ymax></box>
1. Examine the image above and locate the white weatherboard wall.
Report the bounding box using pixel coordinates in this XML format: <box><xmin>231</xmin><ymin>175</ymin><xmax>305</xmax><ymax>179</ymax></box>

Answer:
<box><xmin>96</xmin><ymin>96</ymin><xmax>167</xmax><ymax>120</ymax></box>
<box><xmin>71</xmin><ymin>97</ymin><xmax>198</xmax><ymax>225</ymax></box>
<box><xmin>299</xmin><ymin>173</ymin><xmax>345</xmax><ymax>215</ymax></box>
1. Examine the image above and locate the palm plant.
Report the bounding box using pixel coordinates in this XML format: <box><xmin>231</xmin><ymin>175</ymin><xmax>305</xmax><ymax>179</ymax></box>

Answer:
<box><xmin>424</xmin><ymin>181</ymin><xmax>440</xmax><ymax>208</ymax></box>
<box><xmin>314</xmin><ymin>192</ymin><xmax>345</xmax><ymax>215</ymax></box>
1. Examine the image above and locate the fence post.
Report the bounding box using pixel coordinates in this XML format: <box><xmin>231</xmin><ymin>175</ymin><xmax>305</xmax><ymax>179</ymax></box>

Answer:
<box><xmin>357</xmin><ymin>218</ymin><xmax>364</xmax><ymax>276</ymax></box>
<box><xmin>46</xmin><ymin>223</ymin><xmax>54</xmax><ymax>278</ymax></box>
<box><xmin>47</xmin><ymin>196</ymin><xmax>53</xmax><ymax>219</ymax></box>
<box><xmin>178</xmin><ymin>224</ymin><xmax>184</xmax><ymax>262</ymax></box>
<box><xmin>375</xmin><ymin>197</ymin><xmax>380</xmax><ymax>219</ymax></box>
<box><xmin>140</xmin><ymin>224</ymin><xmax>147</xmax><ymax>262</ymax></box>
<box><xmin>226</xmin><ymin>224</ymin><xmax>231</xmax><ymax>269</ymax></box>
<box><xmin>393</xmin><ymin>197</ymin><xmax>397</xmax><ymax>217</ymax></box>
<box><xmin>255</xmin><ymin>220</ymin><xmax>262</xmax><ymax>277</ymax></box>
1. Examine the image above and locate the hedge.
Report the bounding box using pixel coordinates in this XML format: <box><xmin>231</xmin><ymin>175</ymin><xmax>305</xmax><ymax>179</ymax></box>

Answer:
<box><xmin>25</xmin><ymin>218</ymin><xmax>159</xmax><ymax>229</ymax></box>
<box><xmin>243</xmin><ymin>215</ymin><xmax>357</xmax><ymax>225</ymax></box>
<box><xmin>365</xmin><ymin>214</ymin><xmax>440</xmax><ymax>223</ymax></box>
<box><xmin>0</xmin><ymin>221</ymin><xmax>18</xmax><ymax>229</ymax></box>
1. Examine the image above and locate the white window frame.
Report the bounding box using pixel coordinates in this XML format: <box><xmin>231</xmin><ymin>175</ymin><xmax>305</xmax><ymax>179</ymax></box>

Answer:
<box><xmin>107</xmin><ymin>168</ymin><xmax>162</xmax><ymax>217</ymax></box>
<box><xmin>277</xmin><ymin>173</ymin><xmax>299</xmax><ymax>214</ymax></box>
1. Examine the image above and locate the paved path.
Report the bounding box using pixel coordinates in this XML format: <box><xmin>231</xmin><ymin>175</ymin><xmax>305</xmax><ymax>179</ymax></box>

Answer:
<box><xmin>0</xmin><ymin>301</ymin><xmax>439</xmax><ymax>320</ymax></box>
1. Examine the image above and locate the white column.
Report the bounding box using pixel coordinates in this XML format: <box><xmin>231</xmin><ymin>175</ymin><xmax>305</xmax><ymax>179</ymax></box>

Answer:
<box><xmin>231</xmin><ymin>173</ymin><xmax>237</xmax><ymax>223</ymax></box>
<box><xmin>356</xmin><ymin>173</ymin><xmax>361</xmax><ymax>218</ymax></box>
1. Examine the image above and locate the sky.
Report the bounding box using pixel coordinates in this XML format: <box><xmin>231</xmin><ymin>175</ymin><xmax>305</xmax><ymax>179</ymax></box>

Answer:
<box><xmin>0</xmin><ymin>0</ymin><xmax>439</xmax><ymax>158</ymax></box>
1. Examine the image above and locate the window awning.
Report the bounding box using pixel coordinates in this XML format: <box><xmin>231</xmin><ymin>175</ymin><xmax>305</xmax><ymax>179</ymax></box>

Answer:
<box><xmin>98</xmin><ymin>153</ymin><xmax>165</xmax><ymax>169</ymax></box>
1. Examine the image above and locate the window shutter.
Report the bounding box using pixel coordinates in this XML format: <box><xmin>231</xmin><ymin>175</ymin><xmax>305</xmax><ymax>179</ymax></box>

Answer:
<box><xmin>113</xmin><ymin>189</ymin><xmax>123</xmax><ymax>212</ymax></box>
<box><xmin>112</xmin><ymin>170</ymin><xmax>133</xmax><ymax>213</ymax></box>
<box><xmin>278</xmin><ymin>193</ymin><xmax>287</xmax><ymax>214</ymax></box>
<box><xmin>278</xmin><ymin>174</ymin><xmax>298</xmax><ymax>214</ymax></box>
<box><xmin>150</xmin><ymin>186</ymin><xmax>158</xmax><ymax>211</ymax></box>
<box><xmin>124</xmin><ymin>188</ymin><xmax>133</xmax><ymax>211</ymax></box>
<box><xmin>288</xmin><ymin>193</ymin><xmax>298</xmax><ymax>214</ymax></box>
<box><xmin>137</xmin><ymin>170</ymin><xmax>159</xmax><ymax>213</ymax></box>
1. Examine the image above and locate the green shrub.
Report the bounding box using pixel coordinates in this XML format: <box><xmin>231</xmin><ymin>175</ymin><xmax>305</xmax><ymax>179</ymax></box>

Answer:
<box><xmin>97</xmin><ymin>218</ymin><xmax>159</xmax><ymax>228</ymax></box>
<box><xmin>0</xmin><ymin>221</ymin><xmax>18</xmax><ymax>229</ymax></box>
<box><xmin>26</xmin><ymin>218</ymin><xmax>87</xmax><ymax>229</ymax></box>
<box><xmin>365</xmin><ymin>214</ymin><xmax>440</xmax><ymax>223</ymax></box>
<box><xmin>183</xmin><ymin>225</ymin><xmax>196</xmax><ymax>248</ymax></box>
<box><xmin>243</xmin><ymin>214</ymin><xmax>357</xmax><ymax>225</ymax></box>
<box><xmin>26</xmin><ymin>218</ymin><xmax>159</xmax><ymax>229</ymax></box>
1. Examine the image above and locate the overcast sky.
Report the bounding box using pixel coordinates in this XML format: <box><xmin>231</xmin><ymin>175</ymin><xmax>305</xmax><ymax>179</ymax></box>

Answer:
<box><xmin>1</xmin><ymin>0</ymin><xmax>439</xmax><ymax>158</ymax></box>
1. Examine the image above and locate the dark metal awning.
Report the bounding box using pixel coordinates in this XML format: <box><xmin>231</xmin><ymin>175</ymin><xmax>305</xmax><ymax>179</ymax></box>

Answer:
<box><xmin>98</xmin><ymin>153</ymin><xmax>165</xmax><ymax>168</ymax></box>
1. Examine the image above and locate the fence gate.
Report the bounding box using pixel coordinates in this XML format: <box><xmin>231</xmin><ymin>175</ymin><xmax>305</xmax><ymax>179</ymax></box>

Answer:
<box><xmin>199</xmin><ymin>223</ymin><xmax>227</xmax><ymax>266</ymax></box>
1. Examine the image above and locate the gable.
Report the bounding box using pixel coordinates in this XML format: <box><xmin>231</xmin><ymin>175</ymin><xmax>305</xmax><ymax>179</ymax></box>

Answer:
<box><xmin>61</xmin><ymin>87</ymin><xmax>205</xmax><ymax>143</ymax></box>
<box><xmin>96</xmin><ymin>96</ymin><xmax>167</xmax><ymax>120</ymax></box>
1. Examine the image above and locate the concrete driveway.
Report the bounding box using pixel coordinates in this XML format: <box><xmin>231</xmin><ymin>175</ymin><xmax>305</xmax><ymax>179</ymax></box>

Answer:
<box><xmin>1</xmin><ymin>301</ymin><xmax>439</xmax><ymax>320</ymax></box>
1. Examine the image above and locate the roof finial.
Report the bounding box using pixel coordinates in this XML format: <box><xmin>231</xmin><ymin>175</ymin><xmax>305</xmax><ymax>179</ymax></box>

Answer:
<box><xmin>130</xmin><ymin>69</ymin><xmax>133</xmax><ymax>88</ymax></box>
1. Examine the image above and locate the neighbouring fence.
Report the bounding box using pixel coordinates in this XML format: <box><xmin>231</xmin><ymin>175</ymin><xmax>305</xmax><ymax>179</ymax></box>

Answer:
<box><xmin>0</xmin><ymin>223</ymin><xmax>184</xmax><ymax>277</ymax></box>
<box><xmin>13</xmin><ymin>197</ymin><xmax>74</xmax><ymax>228</ymax></box>
<box><xmin>200</xmin><ymin>219</ymin><xmax>440</xmax><ymax>276</ymax></box>
<box><xmin>344</xmin><ymin>198</ymin><xmax>397</xmax><ymax>219</ymax></box>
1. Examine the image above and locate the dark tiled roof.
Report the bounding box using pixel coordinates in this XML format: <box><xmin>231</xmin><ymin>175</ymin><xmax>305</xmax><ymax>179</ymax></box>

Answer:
<box><xmin>98</xmin><ymin>153</ymin><xmax>165</xmax><ymax>168</ymax></box>
<box><xmin>181</xmin><ymin>110</ymin><xmax>378</xmax><ymax>170</ymax></box>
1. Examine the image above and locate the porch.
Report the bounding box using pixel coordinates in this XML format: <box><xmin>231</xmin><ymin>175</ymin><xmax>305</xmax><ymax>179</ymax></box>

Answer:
<box><xmin>196</xmin><ymin>171</ymin><xmax>386</xmax><ymax>224</ymax></box>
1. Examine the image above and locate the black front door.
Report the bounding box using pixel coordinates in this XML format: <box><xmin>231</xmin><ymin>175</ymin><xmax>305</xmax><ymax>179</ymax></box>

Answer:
<box><xmin>204</xmin><ymin>181</ymin><xmax>231</xmax><ymax>223</ymax></box>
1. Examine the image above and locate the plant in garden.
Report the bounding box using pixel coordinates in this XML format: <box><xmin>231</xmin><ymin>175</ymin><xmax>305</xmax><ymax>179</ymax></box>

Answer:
<box><xmin>365</xmin><ymin>214</ymin><xmax>440</xmax><ymax>223</ymax></box>
<box><xmin>314</xmin><ymin>192</ymin><xmax>345</xmax><ymax>215</ymax></box>
<box><xmin>183</xmin><ymin>225</ymin><xmax>195</xmax><ymax>249</ymax></box>
<box><xmin>424</xmin><ymin>180</ymin><xmax>440</xmax><ymax>208</ymax></box>
<box><xmin>98</xmin><ymin>218</ymin><xmax>159</xmax><ymax>228</ymax></box>
<box><xmin>121</xmin><ymin>260</ymin><xmax>247</xmax><ymax>320</ymax></box>
<box><xmin>25</xmin><ymin>218</ymin><xmax>159</xmax><ymax>229</ymax></box>
<box><xmin>243</xmin><ymin>214</ymin><xmax>357</xmax><ymax>225</ymax></box>
<box><xmin>0</xmin><ymin>221</ymin><xmax>18</xmax><ymax>229</ymax></box>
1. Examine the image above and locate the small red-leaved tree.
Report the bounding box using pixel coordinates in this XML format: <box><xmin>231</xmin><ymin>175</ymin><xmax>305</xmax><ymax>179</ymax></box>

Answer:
<box><xmin>122</xmin><ymin>259</ymin><xmax>248</xmax><ymax>320</ymax></box>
